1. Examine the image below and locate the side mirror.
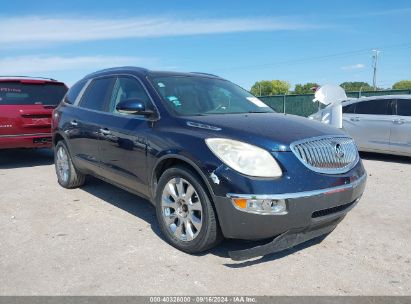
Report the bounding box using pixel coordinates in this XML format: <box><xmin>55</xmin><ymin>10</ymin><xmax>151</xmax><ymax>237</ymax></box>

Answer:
<box><xmin>116</xmin><ymin>99</ymin><xmax>154</xmax><ymax>116</ymax></box>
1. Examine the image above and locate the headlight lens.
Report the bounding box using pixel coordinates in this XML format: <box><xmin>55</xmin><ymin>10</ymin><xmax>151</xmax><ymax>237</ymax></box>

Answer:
<box><xmin>205</xmin><ymin>138</ymin><xmax>282</xmax><ymax>177</ymax></box>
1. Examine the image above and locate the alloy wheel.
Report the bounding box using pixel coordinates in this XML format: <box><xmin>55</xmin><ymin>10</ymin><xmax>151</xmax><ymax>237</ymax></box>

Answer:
<box><xmin>161</xmin><ymin>177</ymin><xmax>203</xmax><ymax>242</ymax></box>
<box><xmin>56</xmin><ymin>146</ymin><xmax>70</xmax><ymax>183</ymax></box>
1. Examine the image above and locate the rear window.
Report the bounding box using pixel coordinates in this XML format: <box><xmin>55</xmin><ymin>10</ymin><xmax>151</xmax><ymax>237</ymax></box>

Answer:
<box><xmin>79</xmin><ymin>77</ymin><xmax>114</xmax><ymax>111</ymax></box>
<box><xmin>64</xmin><ymin>79</ymin><xmax>87</xmax><ymax>104</ymax></box>
<box><xmin>0</xmin><ymin>82</ymin><xmax>67</xmax><ymax>106</ymax></box>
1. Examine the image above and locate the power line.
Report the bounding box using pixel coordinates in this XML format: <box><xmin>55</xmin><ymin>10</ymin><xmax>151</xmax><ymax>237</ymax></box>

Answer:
<box><xmin>212</xmin><ymin>42</ymin><xmax>411</xmax><ymax>73</ymax></box>
<box><xmin>214</xmin><ymin>48</ymin><xmax>371</xmax><ymax>72</ymax></box>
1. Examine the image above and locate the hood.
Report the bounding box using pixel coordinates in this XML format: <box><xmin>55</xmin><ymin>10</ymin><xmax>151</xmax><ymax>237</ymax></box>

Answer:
<box><xmin>183</xmin><ymin>112</ymin><xmax>346</xmax><ymax>151</ymax></box>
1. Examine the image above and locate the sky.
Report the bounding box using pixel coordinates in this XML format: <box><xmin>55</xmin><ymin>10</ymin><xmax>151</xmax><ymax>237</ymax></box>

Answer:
<box><xmin>0</xmin><ymin>0</ymin><xmax>410</xmax><ymax>89</ymax></box>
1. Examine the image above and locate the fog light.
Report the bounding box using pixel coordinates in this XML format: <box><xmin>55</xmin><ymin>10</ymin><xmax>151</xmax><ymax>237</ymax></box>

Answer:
<box><xmin>232</xmin><ymin>197</ymin><xmax>287</xmax><ymax>215</ymax></box>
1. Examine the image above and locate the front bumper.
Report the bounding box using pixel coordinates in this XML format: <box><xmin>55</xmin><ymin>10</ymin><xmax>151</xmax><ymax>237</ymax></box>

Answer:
<box><xmin>213</xmin><ymin>173</ymin><xmax>366</xmax><ymax>240</ymax></box>
<box><xmin>229</xmin><ymin>215</ymin><xmax>344</xmax><ymax>261</ymax></box>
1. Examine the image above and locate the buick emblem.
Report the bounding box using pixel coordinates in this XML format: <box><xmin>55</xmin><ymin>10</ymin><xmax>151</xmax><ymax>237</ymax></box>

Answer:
<box><xmin>333</xmin><ymin>143</ymin><xmax>345</xmax><ymax>159</ymax></box>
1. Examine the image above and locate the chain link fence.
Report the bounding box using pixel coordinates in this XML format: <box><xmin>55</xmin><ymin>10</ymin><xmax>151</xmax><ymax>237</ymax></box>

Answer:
<box><xmin>259</xmin><ymin>89</ymin><xmax>411</xmax><ymax>117</ymax></box>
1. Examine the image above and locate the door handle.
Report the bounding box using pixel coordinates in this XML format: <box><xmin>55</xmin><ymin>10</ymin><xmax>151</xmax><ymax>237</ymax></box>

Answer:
<box><xmin>70</xmin><ymin>120</ymin><xmax>78</xmax><ymax>126</ymax></box>
<box><xmin>100</xmin><ymin>128</ymin><xmax>111</xmax><ymax>135</ymax></box>
<box><xmin>350</xmin><ymin>117</ymin><xmax>360</xmax><ymax>122</ymax></box>
<box><xmin>392</xmin><ymin>119</ymin><xmax>405</xmax><ymax>125</ymax></box>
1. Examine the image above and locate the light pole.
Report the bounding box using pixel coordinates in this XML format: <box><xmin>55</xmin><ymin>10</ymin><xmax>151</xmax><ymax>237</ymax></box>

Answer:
<box><xmin>372</xmin><ymin>49</ymin><xmax>380</xmax><ymax>91</ymax></box>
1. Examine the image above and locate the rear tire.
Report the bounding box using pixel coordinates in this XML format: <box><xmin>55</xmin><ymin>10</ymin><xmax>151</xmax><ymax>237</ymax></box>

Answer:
<box><xmin>54</xmin><ymin>141</ymin><xmax>86</xmax><ymax>189</ymax></box>
<box><xmin>155</xmin><ymin>165</ymin><xmax>222</xmax><ymax>253</ymax></box>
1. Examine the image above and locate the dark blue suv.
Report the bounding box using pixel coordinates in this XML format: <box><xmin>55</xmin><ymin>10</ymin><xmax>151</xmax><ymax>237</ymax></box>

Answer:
<box><xmin>52</xmin><ymin>67</ymin><xmax>366</xmax><ymax>260</ymax></box>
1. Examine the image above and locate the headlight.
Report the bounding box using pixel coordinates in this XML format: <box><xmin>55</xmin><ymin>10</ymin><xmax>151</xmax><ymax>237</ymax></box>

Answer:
<box><xmin>205</xmin><ymin>138</ymin><xmax>282</xmax><ymax>177</ymax></box>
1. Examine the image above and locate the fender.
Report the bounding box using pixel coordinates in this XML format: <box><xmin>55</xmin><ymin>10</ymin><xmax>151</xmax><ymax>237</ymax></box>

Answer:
<box><xmin>150</xmin><ymin>153</ymin><xmax>216</xmax><ymax>202</ymax></box>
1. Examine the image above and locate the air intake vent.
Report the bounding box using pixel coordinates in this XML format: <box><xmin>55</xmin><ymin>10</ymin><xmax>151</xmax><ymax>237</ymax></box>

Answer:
<box><xmin>312</xmin><ymin>200</ymin><xmax>357</xmax><ymax>218</ymax></box>
<box><xmin>290</xmin><ymin>136</ymin><xmax>359</xmax><ymax>174</ymax></box>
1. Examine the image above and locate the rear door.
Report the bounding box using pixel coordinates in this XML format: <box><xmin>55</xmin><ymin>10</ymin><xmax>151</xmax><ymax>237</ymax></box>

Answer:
<box><xmin>0</xmin><ymin>80</ymin><xmax>67</xmax><ymax>138</ymax></box>
<box><xmin>343</xmin><ymin>98</ymin><xmax>393</xmax><ymax>152</ymax></box>
<box><xmin>389</xmin><ymin>98</ymin><xmax>411</xmax><ymax>155</ymax></box>
<box><xmin>66</xmin><ymin>77</ymin><xmax>114</xmax><ymax>173</ymax></box>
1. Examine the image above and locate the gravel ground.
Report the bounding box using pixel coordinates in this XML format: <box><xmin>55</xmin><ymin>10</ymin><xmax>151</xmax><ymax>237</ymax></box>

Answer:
<box><xmin>0</xmin><ymin>149</ymin><xmax>410</xmax><ymax>295</ymax></box>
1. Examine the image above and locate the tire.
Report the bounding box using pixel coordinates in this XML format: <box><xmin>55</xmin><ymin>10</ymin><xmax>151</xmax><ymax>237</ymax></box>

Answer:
<box><xmin>54</xmin><ymin>141</ymin><xmax>86</xmax><ymax>189</ymax></box>
<box><xmin>155</xmin><ymin>165</ymin><xmax>222</xmax><ymax>253</ymax></box>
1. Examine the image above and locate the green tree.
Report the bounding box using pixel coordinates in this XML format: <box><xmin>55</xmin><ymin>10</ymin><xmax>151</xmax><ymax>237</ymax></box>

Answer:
<box><xmin>250</xmin><ymin>80</ymin><xmax>273</xmax><ymax>96</ymax></box>
<box><xmin>294</xmin><ymin>82</ymin><xmax>319</xmax><ymax>94</ymax></box>
<box><xmin>393</xmin><ymin>80</ymin><xmax>411</xmax><ymax>90</ymax></box>
<box><xmin>250</xmin><ymin>80</ymin><xmax>290</xmax><ymax>96</ymax></box>
<box><xmin>340</xmin><ymin>82</ymin><xmax>373</xmax><ymax>91</ymax></box>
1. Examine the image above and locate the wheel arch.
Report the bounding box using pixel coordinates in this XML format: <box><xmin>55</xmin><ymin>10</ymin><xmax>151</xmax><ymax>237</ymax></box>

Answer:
<box><xmin>53</xmin><ymin>132</ymin><xmax>64</xmax><ymax>146</ymax></box>
<box><xmin>151</xmin><ymin>154</ymin><xmax>215</xmax><ymax>203</ymax></box>
<box><xmin>52</xmin><ymin>131</ymin><xmax>69</xmax><ymax>147</ymax></box>
<box><xmin>52</xmin><ymin>131</ymin><xmax>79</xmax><ymax>169</ymax></box>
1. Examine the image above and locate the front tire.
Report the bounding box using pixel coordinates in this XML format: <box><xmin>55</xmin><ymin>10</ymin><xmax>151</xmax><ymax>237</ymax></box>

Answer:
<box><xmin>54</xmin><ymin>141</ymin><xmax>86</xmax><ymax>189</ymax></box>
<box><xmin>155</xmin><ymin>166</ymin><xmax>222</xmax><ymax>253</ymax></box>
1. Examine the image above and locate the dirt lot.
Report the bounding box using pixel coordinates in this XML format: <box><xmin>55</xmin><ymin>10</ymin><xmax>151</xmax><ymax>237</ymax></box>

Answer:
<box><xmin>0</xmin><ymin>149</ymin><xmax>410</xmax><ymax>295</ymax></box>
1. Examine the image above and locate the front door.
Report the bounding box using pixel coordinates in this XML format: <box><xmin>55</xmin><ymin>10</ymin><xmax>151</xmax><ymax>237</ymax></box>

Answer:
<box><xmin>343</xmin><ymin>98</ymin><xmax>393</xmax><ymax>152</ymax></box>
<box><xmin>98</xmin><ymin>76</ymin><xmax>155</xmax><ymax>197</ymax></box>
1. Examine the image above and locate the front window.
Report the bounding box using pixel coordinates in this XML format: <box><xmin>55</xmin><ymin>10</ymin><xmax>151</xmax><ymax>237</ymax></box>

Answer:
<box><xmin>355</xmin><ymin>99</ymin><xmax>392</xmax><ymax>115</ymax></box>
<box><xmin>150</xmin><ymin>76</ymin><xmax>274</xmax><ymax>116</ymax></box>
<box><xmin>108</xmin><ymin>76</ymin><xmax>152</xmax><ymax>114</ymax></box>
<box><xmin>342</xmin><ymin>103</ymin><xmax>356</xmax><ymax>113</ymax></box>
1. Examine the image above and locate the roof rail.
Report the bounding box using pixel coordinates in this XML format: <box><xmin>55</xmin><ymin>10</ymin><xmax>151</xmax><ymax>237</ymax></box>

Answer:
<box><xmin>84</xmin><ymin>66</ymin><xmax>149</xmax><ymax>79</ymax></box>
<box><xmin>0</xmin><ymin>75</ymin><xmax>58</xmax><ymax>81</ymax></box>
<box><xmin>190</xmin><ymin>72</ymin><xmax>220</xmax><ymax>78</ymax></box>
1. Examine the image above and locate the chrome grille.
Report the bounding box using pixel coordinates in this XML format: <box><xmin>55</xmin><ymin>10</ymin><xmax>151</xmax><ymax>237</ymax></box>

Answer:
<box><xmin>290</xmin><ymin>136</ymin><xmax>359</xmax><ymax>174</ymax></box>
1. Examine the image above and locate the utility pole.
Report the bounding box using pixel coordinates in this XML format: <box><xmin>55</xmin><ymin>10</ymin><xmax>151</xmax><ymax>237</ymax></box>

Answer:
<box><xmin>372</xmin><ymin>49</ymin><xmax>380</xmax><ymax>91</ymax></box>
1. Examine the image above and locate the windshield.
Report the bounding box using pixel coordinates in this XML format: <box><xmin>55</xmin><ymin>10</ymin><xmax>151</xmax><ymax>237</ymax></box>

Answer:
<box><xmin>150</xmin><ymin>76</ymin><xmax>274</xmax><ymax>116</ymax></box>
<box><xmin>0</xmin><ymin>82</ymin><xmax>67</xmax><ymax>106</ymax></box>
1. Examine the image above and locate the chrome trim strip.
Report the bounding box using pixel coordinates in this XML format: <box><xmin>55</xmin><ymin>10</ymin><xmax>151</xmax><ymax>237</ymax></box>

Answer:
<box><xmin>0</xmin><ymin>133</ymin><xmax>50</xmax><ymax>138</ymax></box>
<box><xmin>186</xmin><ymin>121</ymin><xmax>222</xmax><ymax>131</ymax></box>
<box><xmin>226</xmin><ymin>173</ymin><xmax>367</xmax><ymax>201</ymax></box>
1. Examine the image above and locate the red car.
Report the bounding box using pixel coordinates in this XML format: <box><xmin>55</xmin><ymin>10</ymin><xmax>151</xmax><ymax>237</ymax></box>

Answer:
<box><xmin>0</xmin><ymin>77</ymin><xmax>68</xmax><ymax>149</ymax></box>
